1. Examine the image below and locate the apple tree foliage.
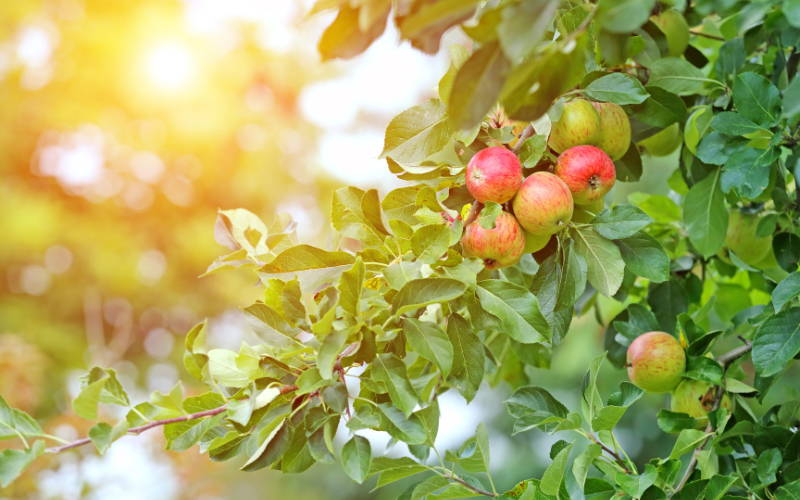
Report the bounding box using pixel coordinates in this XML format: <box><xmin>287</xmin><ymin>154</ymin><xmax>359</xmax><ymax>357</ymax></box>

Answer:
<box><xmin>5</xmin><ymin>0</ymin><xmax>800</xmax><ymax>498</ymax></box>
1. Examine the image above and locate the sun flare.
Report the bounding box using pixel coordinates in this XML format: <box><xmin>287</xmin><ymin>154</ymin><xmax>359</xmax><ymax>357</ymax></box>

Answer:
<box><xmin>143</xmin><ymin>41</ymin><xmax>196</xmax><ymax>92</ymax></box>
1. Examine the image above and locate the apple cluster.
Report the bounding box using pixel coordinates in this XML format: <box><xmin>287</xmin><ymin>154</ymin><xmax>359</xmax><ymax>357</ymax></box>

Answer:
<box><xmin>460</xmin><ymin>98</ymin><xmax>627</xmax><ymax>269</ymax></box>
<box><xmin>627</xmin><ymin>331</ymin><xmax>732</xmax><ymax>422</ymax></box>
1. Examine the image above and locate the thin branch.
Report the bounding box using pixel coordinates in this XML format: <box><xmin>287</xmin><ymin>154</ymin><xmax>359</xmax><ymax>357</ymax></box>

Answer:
<box><xmin>689</xmin><ymin>29</ymin><xmax>725</xmax><ymax>41</ymax></box>
<box><xmin>46</xmin><ymin>385</ymin><xmax>298</xmax><ymax>454</ymax></box>
<box><xmin>445</xmin><ymin>472</ymin><xmax>499</xmax><ymax>497</ymax></box>
<box><xmin>671</xmin><ymin>340</ymin><xmax>753</xmax><ymax>495</ymax></box>
<box><xmin>587</xmin><ymin>433</ymin><xmax>631</xmax><ymax>474</ymax></box>
<box><xmin>463</xmin><ymin>201</ymin><xmax>484</xmax><ymax>226</ymax></box>
<box><xmin>512</xmin><ymin>124</ymin><xmax>535</xmax><ymax>154</ymax></box>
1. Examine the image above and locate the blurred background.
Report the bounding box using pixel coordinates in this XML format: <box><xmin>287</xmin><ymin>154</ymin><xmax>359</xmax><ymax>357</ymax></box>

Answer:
<box><xmin>0</xmin><ymin>1</ymin><xmax>679</xmax><ymax>499</ymax></box>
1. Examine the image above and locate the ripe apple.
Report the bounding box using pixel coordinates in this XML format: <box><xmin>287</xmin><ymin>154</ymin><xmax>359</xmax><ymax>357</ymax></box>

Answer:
<box><xmin>512</xmin><ymin>172</ymin><xmax>574</xmax><ymax>236</ymax></box>
<box><xmin>461</xmin><ymin>211</ymin><xmax>526</xmax><ymax>269</ymax></box>
<box><xmin>591</xmin><ymin>101</ymin><xmax>631</xmax><ymax>160</ymax></box>
<box><xmin>626</xmin><ymin>331</ymin><xmax>686</xmax><ymax>393</ymax></box>
<box><xmin>548</xmin><ymin>98</ymin><xmax>601</xmax><ymax>154</ymax></box>
<box><xmin>465</xmin><ymin>146</ymin><xmax>523</xmax><ymax>204</ymax></box>
<box><xmin>554</xmin><ymin>145</ymin><xmax>616</xmax><ymax>205</ymax></box>
<box><xmin>726</xmin><ymin>210</ymin><xmax>772</xmax><ymax>266</ymax></box>
<box><xmin>671</xmin><ymin>380</ymin><xmax>733</xmax><ymax>419</ymax></box>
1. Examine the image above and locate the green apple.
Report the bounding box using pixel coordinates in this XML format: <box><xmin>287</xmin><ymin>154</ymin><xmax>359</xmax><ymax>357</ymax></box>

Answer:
<box><xmin>671</xmin><ymin>379</ymin><xmax>733</xmax><ymax>419</ymax></box>
<box><xmin>726</xmin><ymin>210</ymin><xmax>772</xmax><ymax>266</ymax></box>
<box><xmin>627</xmin><ymin>331</ymin><xmax>686</xmax><ymax>393</ymax></box>
<box><xmin>638</xmin><ymin>123</ymin><xmax>681</xmax><ymax>157</ymax></box>
<box><xmin>548</xmin><ymin>98</ymin><xmax>602</xmax><ymax>153</ymax></box>
<box><xmin>591</xmin><ymin>101</ymin><xmax>631</xmax><ymax>160</ymax></box>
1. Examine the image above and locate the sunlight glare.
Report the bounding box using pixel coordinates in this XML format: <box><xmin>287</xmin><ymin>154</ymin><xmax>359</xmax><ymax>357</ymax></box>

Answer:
<box><xmin>144</xmin><ymin>41</ymin><xmax>196</xmax><ymax>92</ymax></box>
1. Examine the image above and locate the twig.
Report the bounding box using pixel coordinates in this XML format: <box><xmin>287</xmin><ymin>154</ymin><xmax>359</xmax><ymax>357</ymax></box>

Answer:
<box><xmin>671</xmin><ymin>340</ymin><xmax>753</xmax><ymax>495</ymax></box>
<box><xmin>463</xmin><ymin>201</ymin><xmax>484</xmax><ymax>226</ymax></box>
<box><xmin>689</xmin><ymin>29</ymin><xmax>725</xmax><ymax>41</ymax></box>
<box><xmin>45</xmin><ymin>385</ymin><xmax>299</xmax><ymax>454</ymax></box>
<box><xmin>587</xmin><ymin>433</ymin><xmax>631</xmax><ymax>474</ymax></box>
<box><xmin>512</xmin><ymin>124</ymin><xmax>535</xmax><ymax>154</ymax></box>
<box><xmin>445</xmin><ymin>472</ymin><xmax>499</xmax><ymax>497</ymax></box>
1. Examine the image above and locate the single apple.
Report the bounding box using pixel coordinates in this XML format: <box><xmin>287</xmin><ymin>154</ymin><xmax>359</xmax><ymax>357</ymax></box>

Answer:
<box><xmin>461</xmin><ymin>211</ymin><xmax>526</xmax><ymax>269</ymax></box>
<box><xmin>627</xmin><ymin>331</ymin><xmax>686</xmax><ymax>393</ymax></box>
<box><xmin>512</xmin><ymin>172</ymin><xmax>574</xmax><ymax>236</ymax></box>
<box><xmin>726</xmin><ymin>210</ymin><xmax>772</xmax><ymax>266</ymax></box>
<box><xmin>523</xmin><ymin>230</ymin><xmax>551</xmax><ymax>253</ymax></box>
<box><xmin>554</xmin><ymin>145</ymin><xmax>616</xmax><ymax>205</ymax></box>
<box><xmin>591</xmin><ymin>101</ymin><xmax>631</xmax><ymax>160</ymax></box>
<box><xmin>572</xmin><ymin>198</ymin><xmax>605</xmax><ymax>223</ymax></box>
<box><xmin>465</xmin><ymin>146</ymin><xmax>523</xmax><ymax>204</ymax></box>
<box><xmin>671</xmin><ymin>379</ymin><xmax>733</xmax><ymax>419</ymax></box>
<box><xmin>548</xmin><ymin>98</ymin><xmax>602</xmax><ymax>154</ymax></box>
<box><xmin>638</xmin><ymin>123</ymin><xmax>681</xmax><ymax>157</ymax></box>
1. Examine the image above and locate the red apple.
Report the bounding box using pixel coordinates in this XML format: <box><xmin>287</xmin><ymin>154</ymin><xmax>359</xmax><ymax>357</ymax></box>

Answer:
<box><xmin>512</xmin><ymin>172</ymin><xmax>574</xmax><ymax>236</ymax></box>
<box><xmin>627</xmin><ymin>331</ymin><xmax>686</xmax><ymax>393</ymax></box>
<box><xmin>465</xmin><ymin>146</ymin><xmax>523</xmax><ymax>204</ymax></box>
<box><xmin>554</xmin><ymin>145</ymin><xmax>616</xmax><ymax>205</ymax></box>
<box><xmin>461</xmin><ymin>211</ymin><xmax>526</xmax><ymax>269</ymax></box>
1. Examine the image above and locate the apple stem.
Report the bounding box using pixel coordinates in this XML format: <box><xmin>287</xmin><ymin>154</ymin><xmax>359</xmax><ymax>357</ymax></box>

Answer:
<box><xmin>671</xmin><ymin>339</ymin><xmax>753</xmax><ymax>495</ymax></box>
<box><xmin>463</xmin><ymin>201</ymin><xmax>484</xmax><ymax>226</ymax></box>
<box><xmin>512</xmin><ymin>124</ymin><xmax>535</xmax><ymax>153</ymax></box>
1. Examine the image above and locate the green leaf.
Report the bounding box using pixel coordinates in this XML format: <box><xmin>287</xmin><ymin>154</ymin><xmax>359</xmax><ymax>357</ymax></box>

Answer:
<box><xmin>573</xmin><ymin>444</ymin><xmax>601</xmax><ymax>489</ymax></box>
<box><xmin>786</xmin><ymin>0</ymin><xmax>800</xmax><ymax>27</ymax></box>
<box><xmin>684</xmin><ymin>356</ymin><xmax>724</xmax><ymax>385</ymax></box>
<box><xmin>375</xmin><ymin>404</ymin><xmax>427</xmax><ymax>444</ymax></box>
<box><xmin>633</xmin><ymin>86</ymin><xmax>687</xmax><ymax>128</ymax></box>
<box><xmin>341</xmin><ymin>435</ymin><xmax>371</xmax><ymax>484</ymax></box>
<box><xmin>571</xmin><ymin>227</ymin><xmax>625</xmax><ymax>296</ymax></box>
<box><xmin>318</xmin><ymin>329</ymin><xmax>347</xmax><ymax>379</ymax></box>
<box><xmin>0</xmin><ymin>396</ymin><xmax>43</xmax><ymax>440</ymax></box>
<box><xmin>711</xmin><ymin>112</ymin><xmax>764</xmax><ymax>136</ymax></box>
<box><xmin>478</xmin><ymin>201</ymin><xmax>502</xmax><ymax>229</ymax></box>
<box><xmin>592</xmin><ymin>406</ymin><xmax>627</xmax><ymax>431</ymax></box>
<box><xmin>0</xmin><ymin>440</ymin><xmax>44</xmax><ymax>487</ymax></box>
<box><xmin>648</xmin><ymin>58</ymin><xmax>712</xmax><ymax>96</ymax></box>
<box><xmin>317</xmin><ymin>3</ymin><xmax>389</xmax><ymax>61</ymax></box>
<box><xmin>721</xmin><ymin>147</ymin><xmax>776</xmax><ymax>200</ymax></box>
<box><xmin>369</xmin><ymin>456</ymin><xmax>428</xmax><ymax>488</ymax></box>
<box><xmin>584</xmin><ymin>73</ymin><xmax>649</xmax><ymax>105</ymax></box>
<box><xmin>505</xmin><ymin>386</ymin><xmax>569</xmax><ymax>433</ymax></box>
<box><xmin>756</xmin><ymin>448</ymin><xmax>782</xmax><ymax>484</ymax></box>
<box><xmin>773</xmin><ymin>272</ymin><xmax>800</xmax><ymax>311</ymax></box>
<box><xmin>371</xmin><ymin>354</ymin><xmax>419</xmax><ymax>416</ymax></box>
<box><xmin>410</xmin><ymin>224</ymin><xmax>451</xmax><ymax>264</ymax></box>
<box><xmin>207</xmin><ymin>348</ymin><xmax>259</xmax><ymax>388</ymax></box>
<box><xmin>776</xmin><ymin>479</ymin><xmax>800</xmax><ymax>499</ymax></box>
<box><xmin>597</xmin><ymin>0</ymin><xmax>655</xmax><ymax>33</ymax></box>
<box><xmin>88</xmin><ymin>423</ymin><xmax>114</xmax><ymax>454</ymax></box>
<box><xmin>683</xmin><ymin>169</ymin><xmax>728</xmax><ymax>258</ymax></box>
<box><xmin>540</xmin><ymin>441</ymin><xmax>573</xmax><ymax>495</ymax></box>
<box><xmin>657</xmin><ymin>410</ymin><xmax>698</xmax><ymax>433</ymax></box>
<box><xmin>616</xmin><ymin>232</ymin><xmax>670</xmax><ymax>283</ymax></box>
<box><xmin>497</xmin><ymin>0</ymin><xmax>559</xmax><ymax>64</ymax></box>
<box><xmin>670</xmin><ymin>429</ymin><xmax>709</xmax><ymax>459</ymax></box>
<box><xmin>447</xmin><ymin>40</ymin><xmax>510</xmax><ymax>130</ymax></box>
<box><xmin>733</xmin><ymin>72</ymin><xmax>781</xmax><ymax>125</ymax></box>
<box><xmin>752</xmin><ymin>308</ymin><xmax>800</xmax><ymax>377</ymax></box>
<box><xmin>683</xmin><ymin>106</ymin><xmax>713</xmax><ymax>155</ymax></box>
<box><xmin>261</xmin><ymin>245</ymin><xmax>354</xmax><ymax>273</ymax></box>
<box><xmin>476</xmin><ymin>279</ymin><xmax>550</xmax><ymax>343</ymax></box>
<box><xmin>593</xmin><ymin>205</ymin><xmax>653</xmax><ymax>240</ymax></box>
<box><xmin>396</xmin><ymin>0</ymin><xmax>479</xmax><ymax>54</ymax></box>
<box><xmin>339</xmin><ymin>257</ymin><xmax>365</xmax><ymax>317</ymax></box>
<box><xmin>380</xmin><ymin>99</ymin><xmax>451</xmax><ymax>164</ymax></box>
<box><xmin>446</xmin><ymin>314</ymin><xmax>484</xmax><ymax>402</ymax></box>
<box><xmin>403</xmin><ymin>318</ymin><xmax>454</xmax><ymax>377</ymax></box>
<box><xmin>72</xmin><ymin>368</ymin><xmax>130</xmax><ymax>420</ymax></box>
<box><xmin>183</xmin><ymin>320</ymin><xmax>208</xmax><ymax>380</ymax></box>
<box><xmin>392</xmin><ymin>278</ymin><xmax>467</xmax><ymax>316</ymax></box>
<box><xmin>784</xmin><ymin>74</ymin><xmax>800</xmax><ymax>124</ymax></box>
<box><xmin>332</xmin><ymin>187</ymin><xmax>388</xmax><ymax>245</ymax></box>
